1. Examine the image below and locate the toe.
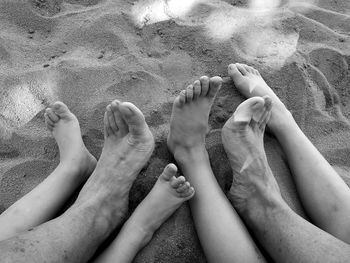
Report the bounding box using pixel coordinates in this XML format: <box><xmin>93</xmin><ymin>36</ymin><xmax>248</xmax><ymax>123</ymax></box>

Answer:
<box><xmin>228</xmin><ymin>64</ymin><xmax>243</xmax><ymax>81</ymax></box>
<box><xmin>236</xmin><ymin>63</ymin><xmax>249</xmax><ymax>75</ymax></box>
<box><xmin>233</xmin><ymin>97</ymin><xmax>265</xmax><ymax>123</ymax></box>
<box><xmin>106</xmin><ymin>105</ymin><xmax>118</xmax><ymax>134</ymax></box>
<box><xmin>111</xmin><ymin>100</ymin><xmax>128</xmax><ymax>135</ymax></box>
<box><xmin>186</xmin><ymin>85</ymin><xmax>194</xmax><ymax>102</ymax></box>
<box><xmin>52</xmin><ymin>101</ymin><xmax>71</xmax><ymax>118</ymax></box>
<box><xmin>44</xmin><ymin>113</ymin><xmax>54</xmax><ymax>131</ymax></box>
<box><xmin>180</xmin><ymin>186</ymin><xmax>195</xmax><ymax>198</ymax></box>
<box><xmin>170</xmin><ymin>176</ymin><xmax>186</xmax><ymax>188</ymax></box>
<box><xmin>199</xmin><ymin>76</ymin><xmax>210</xmax><ymax>97</ymax></box>
<box><xmin>179</xmin><ymin>90</ymin><xmax>186</xmax><ymax>105</ymax></box>
<box><xmin>160</xmin><ymin>163</ymin><xmax>178</xmax><ymax>181</ymax></box>
<box><xmin>176</xmin><ymin>181</ymin><xmax>190</xmax><ymax>193</ymax></box>
<box><xmin>104</xmin><ymin>111</ymin><xmax>114</xmax><ymax>138</ymax></box>
<box><xmin>247</xmin><ymin>66</ymin><xmax>255</xmax><ymax>73</ymax></box>
<box><xmin>45</xmin><ymin>108</ymin><xmax>59</xmax><ymax>123</ymax></box>
<box><xmin>173</xmin><ymin>91</ymin><xmax>186</xmax><ymax>108</ymax></box>
<box><xmin>119</xmin><ymin>102</ymin><xmax>148</xmax><ymax>136</ymax></box>
<box><xmin>258</xmin><ymin>96</ymin><xmax>273</xmax><ymax>129</ymax></box>
<box><xmin>207</xmin><ymin>76</ymin><xmax>222</xmax><ymax>98</ymax></box>
<box><xmin>193</xmin><ymin>80</ymin><xmax>201</xmax><ymax>100</ymax></box>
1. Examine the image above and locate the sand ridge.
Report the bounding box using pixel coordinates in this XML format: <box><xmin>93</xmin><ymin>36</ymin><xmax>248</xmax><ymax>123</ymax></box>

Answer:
<box><xmin>0</xmin><ymin>0</ymin><xmax>349</xmax><ymax>262</ymax></box>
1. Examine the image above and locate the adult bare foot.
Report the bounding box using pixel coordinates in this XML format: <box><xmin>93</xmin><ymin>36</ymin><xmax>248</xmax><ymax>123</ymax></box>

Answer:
<box><xmin>76</xmin><ymin>100</ymin><xmax>155</xmax><ymax>226</ymax></box>
<box><xmin>222</xmin><ymin>96</ymin><xmax>283</xmax><ymax>216</ymax></box>
<box><xmin>167</xmin><ymin>76</ymin><xmax>223</xmax><ymax>161</ymax></box>
<box><xmin>228</xmin><ymin>63</ymin><xmax>293</xmax><ymax>134</ymax></box>
<box><xmin>44</xmin><ymin>101</ymin><xmax>97</xmax><ymax>179</ymax></box>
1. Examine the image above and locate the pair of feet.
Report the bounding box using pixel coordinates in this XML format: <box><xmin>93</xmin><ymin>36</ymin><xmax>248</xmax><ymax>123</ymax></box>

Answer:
<box><xmin>168</xmin><ymin>63</ymin><xmax>290</xmax><ymax>215</ymax></box>
<box><xmin>44</xmin><ymin>100</ymin><xmax>194</xmax><ymax>234</ymax></box>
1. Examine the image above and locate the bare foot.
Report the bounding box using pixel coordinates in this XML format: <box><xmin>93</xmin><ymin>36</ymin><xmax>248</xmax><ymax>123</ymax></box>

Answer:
<box><xmin>44</xmin><ymin>101</ymin><xmax>97</xmax><ymax>178</ymax></box>
<box><xmin>76</xmin><ymin>100</ymin><xmax>155</xmax><ymax>226</ymax></box>
<box><xmin>135</xmin><ymin>163</ymin><xmax>194</xmax><ymax>235</ymax></box>
<box><xmin>222</xmin><ymin>96</ymin><xmax>282</xmax><ymax>215</ymax></box>
<box><xmin>167</xmin><ymin>76</ymin><xmax>223</xmax><ymax>161</ymax></box>
<box><xmin>228</xmin><ymin>63</ymin><xmax>293</xmax><ymax>134</ymax></box>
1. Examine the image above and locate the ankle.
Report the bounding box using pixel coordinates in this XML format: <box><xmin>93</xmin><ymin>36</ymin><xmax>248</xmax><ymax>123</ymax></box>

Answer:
<box><xmin>173</xmin><ymin>146</ymin><xmax>209</xmax><ymax>165</ymax></box>
<box><xmin>242</xmin><ymin>187</ymin><xmax>288</xmax><ymax>224</ymax></box>
<box><xmin>269</xmin><ymin>106</ymin><xmax>297</xmax><ymax>135</ymax></box>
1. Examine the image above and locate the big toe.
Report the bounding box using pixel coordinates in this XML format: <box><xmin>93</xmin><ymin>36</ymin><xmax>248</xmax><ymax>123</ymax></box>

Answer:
<box><xmin>228</xmin><ymin>63</ymin><xmax>244</xmax><ymax>82</ymax></box>
<box><xmin>207</xmin><ymin>76</ymin><xmax>223</xmax><ymax>98</ymax></box>
<box><xmin>231</xmin><ymin>97</ymin><xmax>266</xmax><ymax>125</ymax></box>
<box><xmin>160</xmin><ymin>163</ymin><xmax>178</xmax><ymax>181</ymax></box>
<box><xmin>52</xmin><ymin>101</ymin><xmax>73</xmax><ymax>119</ymax></box>
<box><xmin>119</xmin><ymin>102</ymin><xmax>149</xmax><ymax>136</ymax></box>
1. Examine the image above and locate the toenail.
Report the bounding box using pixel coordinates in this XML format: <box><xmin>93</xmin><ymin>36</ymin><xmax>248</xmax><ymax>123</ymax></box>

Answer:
<box><xmin>124</xmin><ymin>107</ymin><xmax>134</xmax><ymax>116</ymax></box>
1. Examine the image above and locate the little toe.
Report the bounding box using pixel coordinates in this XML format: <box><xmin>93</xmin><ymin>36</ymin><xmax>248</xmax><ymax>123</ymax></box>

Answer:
<box><xmin>176</xmin><ymin>181</ymin><xmax>190</xmax><ymax>193</ymax></box>
<box><xmin>45</xmin><ymin>108</ymin><xmax>59</xmax><ymax>123</ymax></box>
<box><xmin>179</xmin><ymin>90</ymin><xmax>187</xmax><ymax>105</ymax></box>
<box><xmin>186</xmin><ymin>85</ymin><xmax>194</xmax><ymax>102</ymax></box>
<box><xmin>119</xmin><ymin>102</ymin><xmax>148</xmax><ymax>136</ymax></box>
<box><xmin>193</xmin><ymin>80</ymin><xmax>201</xmax><ymax>100</ymax></box>
<box><xmin>236</xmin><ymin>63</ymin><xmax>249</xmax><ymax>75</ymax></box>
<box><xmin>160</xmin><ymin>163</ymin><xmax>178</xmax><ymax>181</ymax></box>
<box><xmin>207</xmin><ymin>76</ymin><xmax>223</xmax><ymax>98</ymax></box>
<box><xmin>170</xmin><ymin>176</ymin><xmax>186</xmax><ymax>188</ymax></box>
<box><xmin>111</xmin><ymin>100</ymin><xmax>128</xmax><ymax>135</ymax></box>
<box><xmin>106</xmin><ymin>105</ymin><xmax>119</xmax><ymax>134</ymax></box>
<box><xmin>233</xmin><ymin>97</ymin><xmax>265</xmax><ymax>124</ymax></box>
<box><xmin>180</xmin><ymin>186</ymin><xmax>195</xmax><ymax>198</ymax></box>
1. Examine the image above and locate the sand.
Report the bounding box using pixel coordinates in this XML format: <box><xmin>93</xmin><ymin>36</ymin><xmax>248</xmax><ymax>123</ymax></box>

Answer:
<box><xmin>0</xmin><ymin>0</ymin><xmax>349</xmax><ymax>262</ymax></box>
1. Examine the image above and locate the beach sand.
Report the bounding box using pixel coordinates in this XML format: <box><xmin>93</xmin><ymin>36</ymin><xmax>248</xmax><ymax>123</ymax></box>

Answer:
<box><xmin>0</xmin><ymin>0</ymin><xmax>349</xmax><ymax>262</ymax></box>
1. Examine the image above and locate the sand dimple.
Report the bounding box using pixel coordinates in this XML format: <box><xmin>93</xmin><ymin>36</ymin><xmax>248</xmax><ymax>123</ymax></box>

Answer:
<box><xmin>0</xmin><ymin>0</ymin><xmax>349</xmax><ymax>262</ymax></box>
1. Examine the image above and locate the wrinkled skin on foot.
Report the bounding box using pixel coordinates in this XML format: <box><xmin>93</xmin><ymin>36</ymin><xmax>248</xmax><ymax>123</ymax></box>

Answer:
<box><xmin>75</xmin><ymin>101</ymin><xmax>154</xmax><ymax>225</ymax></box>
<box><xmin>222</xmin><ymin>96</ymin><xmax>282</xmax><ymax>215</ymax></box>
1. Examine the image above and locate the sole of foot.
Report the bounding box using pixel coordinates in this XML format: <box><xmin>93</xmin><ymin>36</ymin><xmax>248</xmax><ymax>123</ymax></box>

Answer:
<box><xmin>222</xmin><ymin>96</ymin><xmax>282</xmax><ymax>215</ymax></box>
<box><xmin>76</xmin><ymin>100</ymin><xmax>155</xmax><ymax>226</ymax></box>
<box><xmin>228</xmin><ymin>63</ymin><xmax>293</xmax><ymax>134</ymax></box>
<box><xmin>44</xmin><ymin>101</ymin><xmax>97</xmax><ymax>178</ymax></box>
<box><xmin>167</xmin><ymin>76</ymin><xmax>223</xmax><ymax>162</ymax></box>
<box><xmin>137</xmin><ymin>163</ymin><xmax>195</xmax><ymax>234</ymax></box>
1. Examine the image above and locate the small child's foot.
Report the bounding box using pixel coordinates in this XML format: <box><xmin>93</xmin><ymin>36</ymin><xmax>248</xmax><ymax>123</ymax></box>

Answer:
<box><xmin>167</xmin><ymin>76</ymin><xmax>223</xmax><ymax>161</ymax></box>
<box><xmin>44</xmin><ymin>101</ymin><xmax>97</xmax><ymax>178</ymax></box>
<box><xmin>135</xmin><ymin>163</ymin><xmax>195</xmax><ymax>235</ymax></box>
<box><xmin>222</xmin><ymin>96</ymin><xmax>282</xmax><ymax>215</ymax></box>
<box><xmin>228</xmin><ymin>63</ymin><xmax>293</xmax><ymax>134</ymax></box>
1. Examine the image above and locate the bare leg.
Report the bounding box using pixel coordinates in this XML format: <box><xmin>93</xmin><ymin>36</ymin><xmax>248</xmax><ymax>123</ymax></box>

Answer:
<box><xmin>95</xmin><ymin>163</ymin><xmax>194</xmax><ymax>263</ymax></box>
<box><xmin>222</xmin><ymin>96</ymin><xmax>350</xmax><ymax>263</ymax></box>
<box><xmin>0</xmin><ymin>101</ymin><xmax>154</xmax><ymax>263</ymax></box>
<box><xmin>167</xmin><ymin>77</ymin><xmax>265</xmax><ymax>263</ymax></box>
<box><xmin>0</xmin><ymin>102</ymin><xmax>97</xmax><ymax>241</ymax></box>
<box><xmin>228</xmin><ymin>63</ymin><xmax>350</xmax><ymax>243</ymax></box>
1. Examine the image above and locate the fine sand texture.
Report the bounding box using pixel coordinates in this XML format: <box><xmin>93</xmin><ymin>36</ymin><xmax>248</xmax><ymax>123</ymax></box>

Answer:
<box><xmin>0</xmin><ymin>0</ymin><xmax>350</xmax><ymax>262</ymax></box>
